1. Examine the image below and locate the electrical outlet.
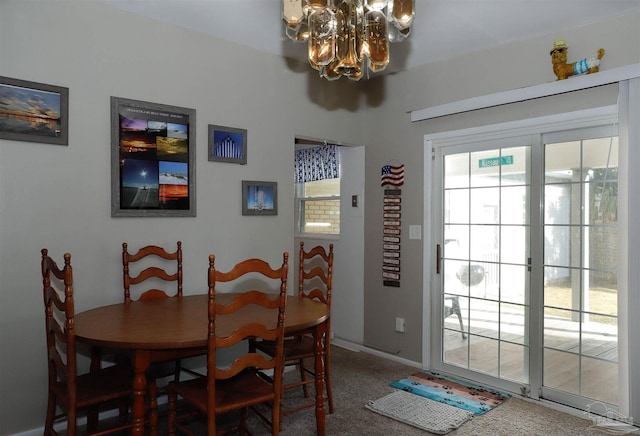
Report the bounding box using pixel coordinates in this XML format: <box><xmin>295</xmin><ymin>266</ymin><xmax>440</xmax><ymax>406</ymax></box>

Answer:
<box><xmin>395</xmin><ymin>317</ymin><xmax>405</xmax><ymax>333</ymax></box>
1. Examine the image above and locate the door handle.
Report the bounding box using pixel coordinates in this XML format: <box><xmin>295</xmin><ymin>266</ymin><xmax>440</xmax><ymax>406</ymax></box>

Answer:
<box><xmin>436</xmin><ymin>244</ymin><xmax>441</xmax><ymax>274</ymax></box>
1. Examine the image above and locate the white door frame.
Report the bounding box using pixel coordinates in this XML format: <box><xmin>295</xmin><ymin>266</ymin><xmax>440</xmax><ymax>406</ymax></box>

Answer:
<box><xmin>422</xmin><ymin>104</ymin><xmax>628</xmax><ymax>407</ymax></box>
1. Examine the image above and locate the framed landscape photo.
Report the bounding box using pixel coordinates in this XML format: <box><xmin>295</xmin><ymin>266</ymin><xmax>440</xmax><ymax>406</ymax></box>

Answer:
<box><xmin>0</xmin><ymin>76</ymin><xmax>69</xmax><ymax>145</ymax></box>
<box><xmin>242</xmin><ymin>181</ymin><xmax>277</xmax><ymax>216</ymax></box>
<box><xmin>111</xmin><ymin>97</ymin><xmax>196</xmax><ymax>217</ymax></box>
<box><xmin>208</xmin><ymin>124</ymin><xmax>247</xmax><ymax>164</ymax></box>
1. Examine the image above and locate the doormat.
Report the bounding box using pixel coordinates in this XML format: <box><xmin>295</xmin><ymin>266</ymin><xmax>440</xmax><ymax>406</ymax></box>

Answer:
<box><xmin>391</xmin><ymin>371</ymin><xmax>511</xmax><ymax>415</ymax></box>
<box><xmin>365</xmin><ymin>390</ymin><xmax>474</xmax><ymax>434</ymax></box>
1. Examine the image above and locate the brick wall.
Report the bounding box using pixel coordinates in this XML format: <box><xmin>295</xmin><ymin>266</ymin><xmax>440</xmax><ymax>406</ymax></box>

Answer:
<box><xmin>303</xmin><ymin>199</ymin><xmax>340</xmax><ymax>234</ymax></box>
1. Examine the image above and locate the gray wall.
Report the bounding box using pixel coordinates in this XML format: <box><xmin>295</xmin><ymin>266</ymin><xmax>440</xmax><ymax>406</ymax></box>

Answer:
<box><xmin>1</xmin><ymin>0</ymin><xmax>639</xmax><ymax>433</ymax></box>
<box><xmin>0</xmin><ymin>1</ymin><xmax>365</xmax><ymax>433</ymax></box>
<box><xmin>361</xmin><ymin>12</ymin><xmax>640</xmax><ymax>363</ymax></box>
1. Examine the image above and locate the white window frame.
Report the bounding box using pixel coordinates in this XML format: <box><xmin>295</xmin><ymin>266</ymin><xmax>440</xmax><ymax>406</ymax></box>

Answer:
<box><xmin>294</xmin><ymin>161</ymin><xmax>341</xmax><ymax>238</ymax></box>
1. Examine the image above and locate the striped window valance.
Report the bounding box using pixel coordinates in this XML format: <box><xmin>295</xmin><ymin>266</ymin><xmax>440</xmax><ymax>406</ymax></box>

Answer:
<box><xmin>294</xmin><ymin>145</ymin><xmax>339</xmax><ymax>183</ymax></box>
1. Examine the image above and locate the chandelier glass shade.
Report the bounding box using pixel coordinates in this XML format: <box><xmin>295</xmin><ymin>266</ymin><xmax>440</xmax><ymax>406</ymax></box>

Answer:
<box><xmin>282</xmin><ymin>0</ymin><xmax>415</xmax><ymax>81</ymax></box>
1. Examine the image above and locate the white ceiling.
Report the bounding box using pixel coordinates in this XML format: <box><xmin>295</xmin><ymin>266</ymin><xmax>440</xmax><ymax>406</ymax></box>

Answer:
<box><xmin>97</xmin><ymin>0</ymin><xmax>640</xmax><ymax>74</ymax></box>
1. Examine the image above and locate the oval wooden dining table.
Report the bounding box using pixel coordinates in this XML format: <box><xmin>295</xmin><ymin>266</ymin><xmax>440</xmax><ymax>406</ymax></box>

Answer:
<box><xmin>75</xmin><ymin>293</ymin><xmax>329</xmax><ymax>436</ymax></box>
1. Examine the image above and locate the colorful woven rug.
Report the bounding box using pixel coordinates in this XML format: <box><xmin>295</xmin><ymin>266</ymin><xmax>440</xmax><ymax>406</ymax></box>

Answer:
<box><xmin>391</xmin><ymin>371</ymin><xmax>511</xmax><ymax>415</ymax></box>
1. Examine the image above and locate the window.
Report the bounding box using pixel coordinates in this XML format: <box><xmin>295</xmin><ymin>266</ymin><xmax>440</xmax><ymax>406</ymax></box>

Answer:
<box><xmin>295</xmin><ymin>143</ymin><xmax>340</xmax><ymax>235</ymax></box>
<box><xmin>297</xmin><ymin>177</ymin><xmax>340</xmax><ymax>235</ymax></box>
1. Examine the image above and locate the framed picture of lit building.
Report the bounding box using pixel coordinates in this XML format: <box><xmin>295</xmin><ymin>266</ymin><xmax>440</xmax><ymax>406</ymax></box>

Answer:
<box><xmin>208</xmin><ymin>124</ymin><xmax>247</xmax><ymax>165</ymax></box>
<box><xmin>242</xmin><ymin>181</ymin><xmax>277</xmax><ymax>216</ymax></box>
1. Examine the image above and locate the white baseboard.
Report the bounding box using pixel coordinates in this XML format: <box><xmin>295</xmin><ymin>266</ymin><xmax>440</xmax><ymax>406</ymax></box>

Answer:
<box><xmin>331</xmin><ymin>337</ymin><xmax>423</xmax><ymax>369</ymax></box>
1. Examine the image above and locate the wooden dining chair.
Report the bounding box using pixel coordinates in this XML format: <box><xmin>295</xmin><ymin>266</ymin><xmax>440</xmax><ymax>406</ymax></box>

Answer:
<box><xmin>122</xmin><ymin>241</ymin><xmax>184</xmax><ymax>303</ymax></box>
<box><xmin>167</xmin><ymin>252</ymin><xmax>289</xmax><ymax>435</ymax></box>
<box><xmin>122</xmin><ymin>242</ymin><xmax>204</xmax><ymax>416</ymax></box>
<box><xmin>250</xmin><ymin>241</ymin><xmax>334</xmax><ymax>420</ymax></box>
<box><xmin>42</xmin><ymin>249</ymin><xmax>133</xmax><ymax>435</ymax></box>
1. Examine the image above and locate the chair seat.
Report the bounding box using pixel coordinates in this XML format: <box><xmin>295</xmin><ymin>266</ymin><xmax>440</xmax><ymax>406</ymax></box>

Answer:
<box><xmin>251</xmin><ymin>331</ymin><xmax>331</xmax><ymax>417</ymax></box>
<box><xmin>284</xmin><ymin>335</ymin><xmax>315</xmax><ymax>355</ymax></box>
<box><xmin>51</xmin><ymin>363</ymin><xmax>133</xmax><ymax>409</ymax></box>
<box><xmin>255</xmin><ymin>335</ymin><xmax>315</xmax><ymax>359</ymax></box>
<box><xmin>172</xmin><ymin>369</ymin><xmax>275</xmax><ymax>415</ymax></box>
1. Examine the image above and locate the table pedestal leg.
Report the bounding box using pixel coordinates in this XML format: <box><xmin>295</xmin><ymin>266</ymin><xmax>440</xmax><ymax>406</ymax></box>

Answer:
<box><xmin>314</xmin><ymin>322</ymin><xmax>327</xmax><ymax>436</ymax></box>
<box><xmin>132</xmin><ymin>350</ymin><xmax>151</xmax><ymax>436</ymax></box>
<box><xmin>87</xmin><ymin>346</ymin><xmax>103</xmax><ymax>431</ymax></box>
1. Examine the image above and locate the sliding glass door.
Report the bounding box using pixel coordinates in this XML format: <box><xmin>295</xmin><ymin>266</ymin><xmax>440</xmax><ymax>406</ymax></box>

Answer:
<box><xmin>433</xmin><ymin>123</ymin><xmax>619</xmax><ymax>411</ymax></box>
<box><xmin>438</xmin><ymin>140</ymin><xmax>532</xmax><ymax>392</ymax></box>
<box><xmin>542</xmin><ymin>127</ymin><xmax>619</xmax><ymax>408</ymax></box>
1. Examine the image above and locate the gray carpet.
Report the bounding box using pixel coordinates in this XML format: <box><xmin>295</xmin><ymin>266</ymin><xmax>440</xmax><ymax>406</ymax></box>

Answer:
<box><xmin>93</xmin><ymin>345</ymin><xmax>599</xmax><ymax>435</ymax></box>
<box><xmin>168</xmin><ymin>345</ymin><xmax>598</xmax><ymax>435</ymax></box>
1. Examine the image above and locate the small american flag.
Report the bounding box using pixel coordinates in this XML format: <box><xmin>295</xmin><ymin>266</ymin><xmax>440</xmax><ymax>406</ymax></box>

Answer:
<box><xmin>381</xmin><ymin>164</ymin><xmax>405</xmax><ymax>187</ymax></box>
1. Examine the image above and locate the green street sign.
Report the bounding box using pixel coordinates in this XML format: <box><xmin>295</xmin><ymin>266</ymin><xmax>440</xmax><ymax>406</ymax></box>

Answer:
<box><xmin>478</xmin><ymin>155</ymin><xmax>514</xmax><ymax>168</ymax></box>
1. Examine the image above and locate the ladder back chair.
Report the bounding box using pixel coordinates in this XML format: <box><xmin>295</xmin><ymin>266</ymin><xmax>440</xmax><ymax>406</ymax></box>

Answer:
<box><xmin>167</xmin><ymin>253</ymin><xmax>289</xmax><ymax>435</ymax></box>
<box><xmin>122</xmin><ymin>241</ymin><xmax>204</xmax><ymax>422</ymax></box>
<box><xmin>42</xmin><ymin>249</ymin><xmax>133</xmax><ymax>435</ymax></box>
<box><xmin>251</xmin><ymin>241</ymin><xmax>334</xmax><ymax>420</ymax></box>
<box><xmin>122</xmin><ymin>241</ymin><xmax>184</xmax><ymax>303</ymax></box>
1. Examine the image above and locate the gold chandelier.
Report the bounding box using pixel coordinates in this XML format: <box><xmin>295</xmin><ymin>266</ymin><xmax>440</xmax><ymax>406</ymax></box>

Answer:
<box><xmin>282</xmin><ymin>0</ymin><xmax>415</xmax><ymax>81</ymax></box>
